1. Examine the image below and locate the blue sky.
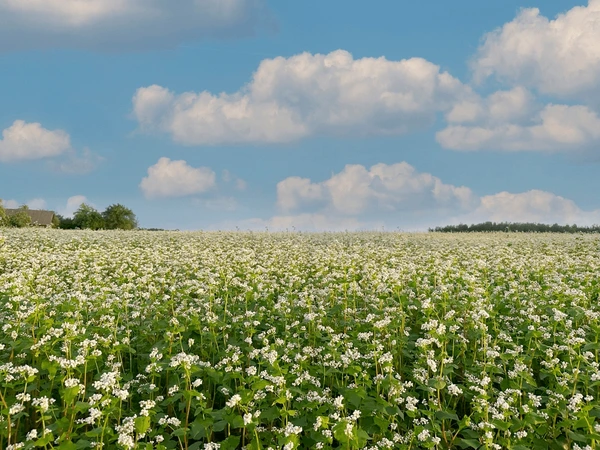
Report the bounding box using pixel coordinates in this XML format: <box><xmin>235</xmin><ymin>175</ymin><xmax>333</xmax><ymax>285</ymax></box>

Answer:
<box><xmin>1</xmin><ymin>0</ymin><xmax>599</xmax><ymax>230</ymax></box>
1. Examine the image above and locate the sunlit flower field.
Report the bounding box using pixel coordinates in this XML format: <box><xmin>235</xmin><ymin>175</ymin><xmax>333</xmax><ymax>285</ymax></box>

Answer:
<box><xmin>1</xmin><ymin>229</ymin><xmax>600</xmax><ymax>450</ymax></box>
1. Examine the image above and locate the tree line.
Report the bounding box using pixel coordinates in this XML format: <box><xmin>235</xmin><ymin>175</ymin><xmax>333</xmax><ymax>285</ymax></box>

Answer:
<box><xmin>429</xmin><ymin>222</ymin><xmax>600</xmax><ymax>233</ymax></box>
<box><xmin>0</xmin><ymin>201</ymin><xmax>138</xmax><ymax>230</ymax></box>
<box><xmin>0</xmin><ymin>205</ymin><xmax>33</xmax><ymax>227</ymax></box>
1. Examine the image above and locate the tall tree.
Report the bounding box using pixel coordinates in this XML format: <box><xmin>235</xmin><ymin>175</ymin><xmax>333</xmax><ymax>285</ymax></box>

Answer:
<box><xmin>8</xmin><ymin>205</ymin><xmax>32</xmax><ymax>228</ymax></box>
<box><xmin>73</xmin><ymin>204</ymin><xmax>105</xmax><ymax>230</ymax></box>
<box><xmin>102</xmin><ymin>204</ymin><xmax>138</xmax><ymax>230</ymax></box>
<box><xmin>55</xmin><ymin>214</ymin><xmax>75</xmax><ymax>229</ymax></box>
<box><xmin>0</xmin><ymin>199</ymin><xmax>7</xmax><ymax>226</ymax></box>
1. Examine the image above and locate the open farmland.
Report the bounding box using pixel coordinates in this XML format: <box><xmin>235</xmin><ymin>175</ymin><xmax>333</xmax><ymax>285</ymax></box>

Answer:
<box><xmin>2</xmin><ymin>230</ymin><xmax>600</xmax><ymax>450</ymax></box>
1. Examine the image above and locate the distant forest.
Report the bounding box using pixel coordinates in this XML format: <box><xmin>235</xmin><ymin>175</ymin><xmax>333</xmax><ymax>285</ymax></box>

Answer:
<box><xmin>429</xmin><ymin>222</ymin><xmax>600</xmax><ymax>233</ymax></box>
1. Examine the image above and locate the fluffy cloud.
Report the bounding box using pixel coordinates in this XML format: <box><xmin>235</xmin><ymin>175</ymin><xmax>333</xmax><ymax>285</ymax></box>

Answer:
<box><xmin>0</xmin><ymin>120</ymin><xmax>71</xmax><ymax>162</ymax></box>
<box><xmin>59</xmin><ymin>195</ymin><xmax>89</xmax><ymax>217</ymax></box>
<box><xmin>27</xmin><ymin>198</ymin><xmax>47</xmax><ymax>210</ymax></box>
<box><xmin>437</xmin><ymin>87</ymin><xmax>600</xmax><ymax>151</ymax></box>
<box><xmin>277</xmin><ymin>177</ymin><xmax>325</xmax><ymax>211</ymax></box>
<box><xmin>140</xmin><ymin>157</ymin><xmax>216</xmax><ymax>199</ymax></box>
<box><xmin>455</xmin><ymin>190</ymin><xmax>600</xmax><ymax>226</ymax></box>
<box><xmin>472</xmin><ymin>1</ymin><xmax>600</xmax><ymax>99</ymax></box>
<box><xmin>0</xmin><ymin>0</ymin><xmax>269</xmax><ymax>51</ymax></box>
<box><xmin>133</xmin><ymin>50</ymin><xmax>471</xmax><ymax>145</ymax></box>
<box><xmin>270</xmin><ymin>162</ymin><xmax>600</xmax><ymax>230</ymax></box>
<box><xmin>445</xmin><ymin>86</ymin><xmax>535</xmax><ymax>125</ymax></box>
<box><xmin>277</xmin><ymin>162</ymin><xmax>477</xmax><ymax>216</ymax></box>
<box><xmin>2</xmin><ymin>198</ymin><xmax>47</xmax><ymax>210</ymax></box>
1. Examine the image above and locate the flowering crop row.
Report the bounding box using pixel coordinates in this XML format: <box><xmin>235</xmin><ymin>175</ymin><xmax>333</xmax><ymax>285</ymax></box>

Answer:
<box><xmin>1</xmin><ymin>229</ymin><xmax>600</xmax><ymax>449</ymax></box>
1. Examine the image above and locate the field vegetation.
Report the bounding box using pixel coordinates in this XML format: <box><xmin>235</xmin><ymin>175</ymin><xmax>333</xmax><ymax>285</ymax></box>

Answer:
<box><xmin>430</xmin><ymin>222</ymin><xmax>600</xmax><ymax>234</ymax></box>
<box><xmin>1</xmin><ymin>230</ymin><xmax>599</xmax><ymax>450</ymax></box>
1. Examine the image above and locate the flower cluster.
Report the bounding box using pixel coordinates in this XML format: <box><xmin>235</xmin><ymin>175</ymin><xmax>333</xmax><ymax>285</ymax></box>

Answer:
<box><xmin>0</xmin><ymin>229</ymin><xmax>599</xmax><ymax>449</ymax></box>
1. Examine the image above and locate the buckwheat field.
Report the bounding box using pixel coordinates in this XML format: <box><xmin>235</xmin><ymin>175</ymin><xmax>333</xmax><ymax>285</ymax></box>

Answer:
<box><xmin>2</xmin><ymin>229</ymin><xmax>600</xmax><ymax>450</ymax></box>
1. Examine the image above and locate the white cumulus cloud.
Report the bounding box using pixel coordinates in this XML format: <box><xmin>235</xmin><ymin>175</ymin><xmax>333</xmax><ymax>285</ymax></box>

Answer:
<box><xmin>1</xmin><ymin>198</ymin><xmax>48</xmax><ymax>210</ymax></box>
<box><xmin>133</xmin><ymin>50</ymin><xmax>471</xmax><ymax>145</ymax></box>
<box><xmin>272</xmin><ymin>163</ymin><xmax>600</xmax><ymax>230</ymax></box>
<box><xmin>140</xmin><ymin>157</ymin><xmax>216</xmax><ymax>199</ymax></box>
<box><xmin>277</xmin><ymin>162</ymin><xmax>477</xmax><ymax>216</ymax></box>
<box><xmin>0</xmin><ymin>120</ymin><xmax>71</xmax><ymax>162</ymax></box>
<box><xmin>27</xmin><ymin>198</ymin><xmax>47</xmax><ymax>210</ymax></box>
<box><xmin>437</xmin><ymin>87</ymin><xmax>600</xmax><ymax>152</ymax></box>
<box><xmin>59</xmin><ymin>195</ymin><xmax>90</xmax><ymax>217</ymax></box>
<box><xmin>472</xmin><ymin>1</ymin><xmax>600</xmax><ymax>100</ymax></box>
<box><xmin>2</xmin><ymin>199</ymin><xmax>19</xmax><ymax>209</ymax></box>
<box><xmin>454</xmin><ymin>190</ymin><xmax>600</xmax><ymax>226</ymax></box>
<box><xmin>0</xmin><ymin>0</ymin><xmax>270</xmax><ymax>51</ymax></box>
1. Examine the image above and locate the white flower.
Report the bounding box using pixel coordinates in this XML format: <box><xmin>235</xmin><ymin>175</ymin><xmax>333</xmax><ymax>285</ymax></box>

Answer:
<box><xmin>31</xmin><ymin>396</ymin><xmax>55</xmax><ymax>413</ymax></box>
<box><xmin>26</xmin><ymin>429</ymin><xmax>38</xmax><ymax>440</ymax></box>
<box><xmin>333</xmin><ymin>395</ymin><xmax>344</xmax><ymax>410</ymax></box>
<box><xmin>418</xmin><ymin>429</ymin><xmax>430</xmax><ymax>441</ymax></box>
<box><xmin>226</xmin><ymin>394</ymin><xmax>242</xmax><ymax>408</ymax></box>
<box><xmin>9</xmin><ymin>403</ymin><xmax>25</xmax><ymax>415</ymax></box>
<box><xmin>448</xmin><ymin>384</ymin><xmax>463</xmax><ymax>396</ymax></box>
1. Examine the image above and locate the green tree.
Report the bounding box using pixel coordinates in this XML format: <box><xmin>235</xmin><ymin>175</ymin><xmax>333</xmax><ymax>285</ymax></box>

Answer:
<box><xmin>102</xmin><ymin>204</ymin><xmax>138</xmax><ymax>230</ymax></box>
<box><xmin>0</xmin><ymin>199</ymin><xmax>7</xmax><ymax>227</ymax></box>
<box><xmin>52</xmin><ymin>214</ymin><xmax>61</xmax><ymax>228</ymax></box>
<box><xmin>55</xmin><ymin>215</ymin><xmax>76</xmax><ymax>229</ymax></box>
<box><xmin>8</xmin><ymin>206</ymin><xmax>32</xmax><ymax>228</ymax></box>
<box><xmin>73</xmin><ymin>204</ymin><xmax>105</xmax><ymax>230</ymax></box>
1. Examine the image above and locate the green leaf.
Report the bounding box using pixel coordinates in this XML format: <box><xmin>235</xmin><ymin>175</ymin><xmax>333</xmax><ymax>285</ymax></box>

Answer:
<box><xmin>567</xmin><ymin>430</ymin><xmax>589</xmax><ymax>443</ymax></box>
<box><xmin>34</xmin><ymin>432</ymin><xmax>54</xmax><ymax>447</ymax></box>
<box><xmin>333</xmin><ymin>421</ymin><xmax>350</xmax><ymax>444</ymax></box>
<box><xmin>374</xmin><ymin>416</ymin><xmax>389</xmax><ymax>433</ymax></box>
<box><xmin>273</xmin><ymin>395</ymin><xmax>287</xmax><ymax>406</ymax></box>
<box><xmin>456</xmin><ymin>438</ymin><xmax>481</xmax><ymax>449</ymax></box>
<box><xmin>356</xmin><ymin>428</ymin><xmax>370</xmax><ymax>447</ymax></box>
<box><xmin>430</xmin><ymin>378</ymin><xmax>447</xmax><ymax>390</ymax></box>
<box><xmin>252</xmin><ymin>379</ymin><xmax>269</xmax><ymax>391</ymax></box>
<box><xmin>62</xmin><ymin>386</ymin><xmax>80</xmax><ymax>404</ymax></box>
<box><xmin>435</xmin><ymin>410</ymin><xmax>459</xmax><ymax>421</ymax></box>
<box><xmin>74</xmin><ymin>401</ymin><xmax>90</xmax><ymax>413</ymax></box>
<box><xmin>523</xmin><ymin>413</ymin><xmax>547</xmax><ymax>426</ymax></box>
<box><xmin>491</xmin><ymin>419</ymin><xmax>510</xmax><ymax>431</ymax></box>
<box><xmin>530</xmin><ymin>438</ymin><xmax>549</xmax><ymax>450</ymax></box>
<box><xmin>42</xmin><ymin>360</ymin><xmax>58</xmax><ymax>379</ymax></box>
<box><xmin>220</xmin><ymin>435</ymin><xmax>241</xmax><ymax>450</ymax></box>
<box><xmin>135</xmin><ymin>415</ymin><xmax>151</xmax><ymax>434</ymax></box>
<box><xmin>85</xmin><ymin>428</ymin><xmax>103</xmax><ymax>438</ymax></box>
<box><xmin>191</xmin><ymin>418</ymin><xmax>212</xmax><ymax>439</ymax></box>
<box><xmin>213</xmin><ymin>420</ymin><xmax>228</xmax><ymax>432</ymax></box>
<box><xmin>230</xmin><ymin>414</ymin><xmax>245</xmax><ymax>429</ymax></box>
<box><xmin>260</xmin><ymin>406</ymin><xmax>280</xmax><ymax>422</ymax></box>
<box><xmin>171</xmin><ymin>428</ymin><xmax>188</xmax><ymax>437</ymax></box>
<box><xmin>583</xmin><ymin>342</ymin><xmax>600</xmax><ymax>351</ymax></box>
<box><xmin>57</xmin><ymin>442</ymin><xmax>77</xmax><ymax>450</ymax></box>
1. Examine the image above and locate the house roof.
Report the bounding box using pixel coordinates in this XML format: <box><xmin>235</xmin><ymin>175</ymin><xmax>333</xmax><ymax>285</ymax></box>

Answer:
<box><xmin>5</xmin><ymin>209</ymin><xmax>55</xmax><ymax>226</ymax></box>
